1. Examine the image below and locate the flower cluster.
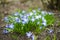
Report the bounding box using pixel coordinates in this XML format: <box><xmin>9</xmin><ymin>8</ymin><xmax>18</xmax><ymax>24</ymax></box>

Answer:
<box><xmin>3</xmin><ymin>9</ymin><xmax>55</xmax><ymax>35</ymax></box>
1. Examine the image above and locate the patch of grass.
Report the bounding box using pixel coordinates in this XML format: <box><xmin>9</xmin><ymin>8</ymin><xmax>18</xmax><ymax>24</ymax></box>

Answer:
<box><xmin>4</xmin><ymin>8</ymin><xmax>55</xmax><ymax>35</ymax></box>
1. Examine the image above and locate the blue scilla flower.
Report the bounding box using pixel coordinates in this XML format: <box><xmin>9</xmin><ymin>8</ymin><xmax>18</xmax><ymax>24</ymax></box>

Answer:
<box><xmin>22</xmin><ymin>21</ymin><xmax>26</xmax><ymax>24</ymax></box>
<box><xmin>26</xmin><ymin>31</ymin><xmax>32</xmax><ymax>38</ymax></box>
<box><xmin>15</xmin><ymin>17</ymin><xmax>20</xmax><ymax>23</ymax></box>
<box><xmin>23</xmin><ymin>15</ymin><xmax>28</xmax><ymax>19</ymax></box>
<box><xmin>22</xmin><ymin>18</ymin><xmax>28</xmax><ymax>24</ymax></box>
<box><xmin>3</xmin><ymin>29</ymin><xmax>9</xmax><ymax>34</ymax></box>
<box><xmin>48</xmin><ymin>12</ymin><xmax>53</xmax><ymax>15</ymax></box>
<box><xmin>4</xmin><ymin>17</ymin><xmax>9</xmax><ymax>22</ymax></box>
<box><xmin>14</xmin><ymin>12</ymin><xmax>19</xmax><ymax>16</ymax></box>
<box><xmin>41</xmin><ymin>11</ymin><xmax>47</xmax><ymax>16</ymax></box>
<box><xmin>26</xmin><ymin>14</ymin><xmax>30</xmax><ymax>17</ymax></box>
<box><xmin>5</xmin><ymin>24</ymin><xmax>14</xmax><ymax>29</ymax></box>
<box><xmin>21</xmin><ymin>16</ymin><xmax>28</xmax><ymax>21</ymax></box>
<box><xmin>48</xmin><ymin>29</ymin><xmax>53</xmax><ymax>33</ymax></box>
<box><xmin>24</xmin><ymin>18</ymin><xmax>28</xmax><ymax>22</ymax></box>
<box><xmin>31</xmin><ymin>34</ymin><xmax>34</xmax><ymax>40</ymax></box>
<box><xmin>29</xmin><ymin>12</ymin><xmax>33</xmax><ymax>16</ymax></box>
<box><xmin>42</xmin><ymin>17</ymin><xmax>46</xmax><ymax>26</ymax></box>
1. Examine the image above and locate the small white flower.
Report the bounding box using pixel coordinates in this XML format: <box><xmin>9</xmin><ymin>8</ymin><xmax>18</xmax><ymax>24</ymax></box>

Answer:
<box><xmin>38</xmin><ymin>15</ymin><xmax>41</xmax><ymax>18</ymax></box>
<box><xmin>42</xmin><ymin>17</ymin><xmax>44</xmax><ymax>20</ymax></box>
<box><xmin>41</xmin><ymin>11</ymin><xmax>45</xmax><ymax>14</ymax></box>
<box><xmin>29</xmin><ymin>12</ymin><xmax>33</xmax><ymax>16</ymax></box>
<box><xmin>32</xmin><ymin>10</ymin><xmax>36</xmax><ymax>13</ymax></box>
<box><xmin>35</xmin><ymin>15</ymin><xmax>41</xmax><ymax>19</ymax></box>
<box><xmin>31</xmin><ymin>18</ymin><xmax>35</xmax><ymax>22</ymax></box>
<box><xmin>37</xmin><ymin>22</ymin><xmax>40</xmax><ymax>24</ymax></box>
<box><xmin>35</xmin><ymin>16</ymin><xmax>39</xmax><ymax>19</ymax></box>
<box><xmin>42</xmin><ymin>17</ymin><xmax>46</xmax><ymax>22</ymax></box>
<box><xmin>19</xmin><ymin>14</ymin><xmax>23</xmax><ymax>18</ymax></box>
<box><xmin>42</xmin><ymin>22</ymin><xmax>46</xmax><ymax>26</ymax></box>
<box><xmin>26</xmin><ymin>32</ymin><xmax>32</xmax><ymax>38</ymax></box>
<box><xmin>41</xmin><ymin>11</ymin><xmax>47</xmax><ymax>16</ymax></box>
<box><xmin>48</xmin><ymin>12</ymin><xmax>53</xmax><ymax>15</ymax></box>
<box><xmin>44</xmin><ymin>19</ymin><xmax>46</xmax><ymax>22</ymax></box>
<box><xmin>22</xmin><ymin>10</ymin><xmax>26</xmax><ymax>13</ymax></box>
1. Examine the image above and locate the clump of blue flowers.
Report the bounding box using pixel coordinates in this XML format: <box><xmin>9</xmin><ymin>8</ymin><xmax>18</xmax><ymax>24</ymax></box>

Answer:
<box><xmin>3</xmin><ymin>9</ymin><xmax>55</xmax><ymax>35</ymax></box>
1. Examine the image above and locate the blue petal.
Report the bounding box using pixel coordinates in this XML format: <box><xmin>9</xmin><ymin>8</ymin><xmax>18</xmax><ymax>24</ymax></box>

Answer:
<box><xmin>3</xmin><ymin>29</ymin><xmax>9</xmax><ymax>34</ymax></box>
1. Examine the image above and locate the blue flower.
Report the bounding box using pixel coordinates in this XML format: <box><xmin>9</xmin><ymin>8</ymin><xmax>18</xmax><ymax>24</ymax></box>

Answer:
<box><xmin>26</xmin><ymin>14</ymin><xmax>30</xmax><ymax>17</ymax></box>
<box><xmin>15</xmin><ymin>17</ymin><xmax>20</xmax><ymax>23</ymax></box>
<box><xmin>42</xmin><ymin>17</ymin><xmax>46</xmax><ymax>26</ymax></box>
<box><xmin>48</xmin><ymin>12</ymin><xmax>53</xmax><ymax>15</ymax></box>
<box><xmin>3</xmin><ymin>29</ymin><xmax>9</xmax><ymax>34</ymax></box>
<box><xmin>26</xmin><ymin>32</ymin><xmax>32</xmax><ymax>38</ymax></box>
<box><xmin>4</xmin><ymin>17</ymin><xmax>9</xmax><ymax>22</ymax></box>
<box><xmin>31</xmin><ymin>34</ymin><xmax>34</xmax><ymax>40</ymax></box>
<box><xmin>40</xmin><ymin>26</ymin><xmax>42</xmax><ymax>29</ymax></box>
<box><xmin>22</xmin><ymin>20</ymin><xmax>26</xmax><ymax>24</ymax></box>
<box><xmin>41</xmin><ymin>11</ymin><xmax>47</xmax><ymax>16</ymax></box>
<box><xmin>14</xmin><ymin>12</ymin><xmax>19</xmax><ymax>16</ymax></box>
<box><xmin>22</xmin><ymin>18</ymin><xmax>28</xmax><ymax>24</ymax></box>
<box><xmin>5</xmin><ymin>24</ymin><xmax>14</xmax><ymax>29</ymax></box>
<box><xmin>5</xmin><ymin>24</ymin><xmax>9</xmax><ymax>28</ymax></box>
<box><xmin>48</xmin><ymin>29</ymin><xmax>53</xmax><ymax>33</ymax></box>
<box><xmin>38</xmin><ymin>15</ymin><xmax>41</xmax><ymax>18</ymax></box>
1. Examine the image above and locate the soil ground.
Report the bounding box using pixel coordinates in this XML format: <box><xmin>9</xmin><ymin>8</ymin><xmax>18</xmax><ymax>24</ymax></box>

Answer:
<box><xmin>0</xmin><ymin>0</ymin><xmax>60</xmax><ymax>40</ymax></box>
